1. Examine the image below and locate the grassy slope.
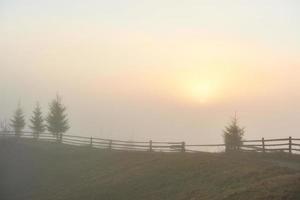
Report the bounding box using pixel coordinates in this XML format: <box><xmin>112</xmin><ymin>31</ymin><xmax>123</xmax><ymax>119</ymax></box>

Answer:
<box><xmin>0</xmin><ymin>138</ymin><xmax>300</xmax><ymax>200</ymax></box>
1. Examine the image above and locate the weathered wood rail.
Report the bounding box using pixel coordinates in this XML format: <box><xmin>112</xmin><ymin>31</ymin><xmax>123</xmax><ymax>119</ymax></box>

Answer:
<box><xmin>241</xmin><ymin>137</ymin><xmax>300</xmax><ymax>154</ymax></box>
<box><xmin>0</xmin><ymin>131</ymin><xmax>299</xmax><ymax>154</ymax></box>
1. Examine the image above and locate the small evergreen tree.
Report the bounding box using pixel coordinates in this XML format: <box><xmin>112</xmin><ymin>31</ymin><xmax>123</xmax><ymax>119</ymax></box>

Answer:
<box><xmin>223</xmin><ymin>115</ymin><xmax>245</xmax><ymax>152</ymax></box>
<box><xmin>46</xmin><ymin>95</ymin><xmax>69</xmax><ymax>142</ymax></box>
<box><xmin>29</xmin><ymin>102</ymin><xmax>45</xmax><ymax>139</ymax></box>
<box><xmin>10</xmin><ymin>104</ymin><xmax>26</xmax><ymax>137</ymax></box>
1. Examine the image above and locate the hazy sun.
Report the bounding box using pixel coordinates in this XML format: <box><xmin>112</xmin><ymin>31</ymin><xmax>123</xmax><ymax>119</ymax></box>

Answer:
<box><xmin>186</xmin><ymin>80</ymin><xmax>217</xmax><ymax>103</ymax></box>
<box><xmin>173</xmin><ymin>76</ymin><xmax>220</xmax><ymax>104</ymax></box>
<box><xmin>189</xmin><ymin>82</ymin><xmax>214</xmax><ymax>102</ymax></box>
<box><xmin>168</xmin><ymin>71</ymin><xmax>224</xmax><ymax>104</ymax></box>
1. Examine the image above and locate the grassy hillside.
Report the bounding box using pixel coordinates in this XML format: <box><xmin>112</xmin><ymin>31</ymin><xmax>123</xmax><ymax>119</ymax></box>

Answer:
<box><xmin>0</xmin><ymin>138</ymin><xmax>300</xmax><ymax>200</ymax></box>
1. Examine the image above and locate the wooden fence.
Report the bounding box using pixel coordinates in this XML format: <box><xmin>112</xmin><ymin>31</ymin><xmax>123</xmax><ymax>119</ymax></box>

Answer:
<box><xmin>0</xmin><ymin>131</ymin><xmax>300</xmax><ymax>154</ymax></box>
<box><xmin>240</xmin><ymin>137</ymin><xmax>300</xmax><ymax>154</ymax></box>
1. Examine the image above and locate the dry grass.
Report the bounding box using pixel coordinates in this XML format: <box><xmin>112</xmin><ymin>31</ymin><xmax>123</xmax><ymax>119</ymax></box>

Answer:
<box><xmin>0</xmin><ymin>138</ymin><xmax>299</xmax><ymax>200</ymax></box>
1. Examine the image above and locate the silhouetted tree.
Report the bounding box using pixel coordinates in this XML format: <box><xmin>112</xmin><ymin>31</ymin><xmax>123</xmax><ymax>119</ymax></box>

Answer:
<box><xmin>29</xmin><ymin>102</ymin><xmax>45</xmax><ymax>139</ymax></box>
<box><xmin>10</xmin><ymin>104</ymin><xmax>26</xmax><ymax>137</ymax></box>
<box><xmin>223</xmin><ymin>115</ymin><xmax>244</xmax><ymax>152</ymax></box>
<box><xmin>46</xmin><ymin>95</ymin><xmax>69</xmax><ymax>142</ymax></box>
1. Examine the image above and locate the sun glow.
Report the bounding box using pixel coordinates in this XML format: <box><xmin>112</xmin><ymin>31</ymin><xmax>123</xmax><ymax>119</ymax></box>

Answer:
<box><xmin>190</xmin><ymin>82</ymin><xmax>214</xmax><ymax>102</ymax></box>
<box><xmin>184</xmin><ymin>80</ymin><xmax>218</xmax><ymax>103</ymax></box>
<box><xmin>169</xmin><ymin>73</ymin><xmax>222</xmax><ymax>105</ymax></box>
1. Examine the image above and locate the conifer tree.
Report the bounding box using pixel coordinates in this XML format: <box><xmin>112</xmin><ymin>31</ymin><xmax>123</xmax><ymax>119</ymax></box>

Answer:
<box><xmin>223</xmin><ymin>115</ymin><xmax>245</xmax><ymax>152</ymax></box>
<box><xmin>10</xmin><ymin>104</ymin><xmax>26</xmax><ymax>137</ymax></box>
<box><xmin>29</xmin><ymin>102</ymin><xmax>45</xmax><ymax>139</ymax></box>
<box><xmin>46</xmin><ymin>95</ymin><xmax>69</xmax><ymax>141</ymax></box>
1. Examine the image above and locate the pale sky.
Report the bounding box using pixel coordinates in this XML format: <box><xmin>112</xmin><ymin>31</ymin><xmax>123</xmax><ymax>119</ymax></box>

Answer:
<box><xmin>1</xmin><ymin>0</ymin><xmax>300</xmax><ymax>144</ymax></box>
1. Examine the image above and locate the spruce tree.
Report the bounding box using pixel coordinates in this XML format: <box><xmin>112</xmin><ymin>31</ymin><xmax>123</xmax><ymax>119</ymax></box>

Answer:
<box><xmin>46</xmin><ymin>95</ymin><xmax>69</xmax><ymax>142</ymax></box>
<box><xmin>10</xmin><ymin>104</ymin><xmax>26</xmax><ymax>137</ymax></box>
<box><xmin>223</xmin><ymin>115</ymin><xmax>245</xmax><ymax>152</ymax></box>
<box><xmin>29</xmin><ymin>102</ymin><xmax>45</xmax><ymax>139</ymax></box>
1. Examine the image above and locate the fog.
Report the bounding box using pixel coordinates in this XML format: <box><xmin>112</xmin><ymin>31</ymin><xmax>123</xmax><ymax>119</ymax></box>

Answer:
<box><xmin>1</xmin><ymin>0</ymin><xmax>300</xmax><ymax>144</ymax></box>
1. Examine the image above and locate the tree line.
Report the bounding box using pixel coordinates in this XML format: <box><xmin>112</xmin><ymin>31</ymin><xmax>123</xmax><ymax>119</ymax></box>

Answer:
<box><xmin>1</xmin><ymin>95</ymin><xmax>69</xmax><ymax>142</ymax></box>
<box><xmin>1</xmin><ymin>94</ymin><xmax>245</xmax><ymax>152</ymax></box>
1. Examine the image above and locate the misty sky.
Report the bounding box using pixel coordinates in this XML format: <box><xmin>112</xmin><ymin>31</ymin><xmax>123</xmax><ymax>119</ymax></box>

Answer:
<box><xmin>1</xmin><ymin>0</ymin><xmax>300</xmax><ymax>144</ymax></box>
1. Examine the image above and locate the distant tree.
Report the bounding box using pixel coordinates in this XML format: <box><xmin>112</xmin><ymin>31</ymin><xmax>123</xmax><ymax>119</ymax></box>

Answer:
<box><xmin>46</xmin><ymin>95</ymin><xmax>69</xmax><ymax>142</ymax></box>
<box><xmin>0</xmin><ymin>119</ymin><xmax>11</xmax><ymax>133</ymax></box>
<box><xmin>29</xmin><ymin>102</ymin><xmax>45</xmax><ymax>139</ymax></box>
<box><xmin>10</xmin><ymin>104</ymin><xmax>26</xmax><ymax>137</ymax></box>
<box><xmin>223</xmin><ymin>115</ymin><xmax>245</xmax><ymax>152</ymax></box>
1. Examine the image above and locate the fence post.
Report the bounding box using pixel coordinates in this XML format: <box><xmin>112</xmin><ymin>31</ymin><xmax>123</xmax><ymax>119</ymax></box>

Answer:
<box><xmin>262</xmin><ymin>137</ymin><xmax>265</xmax><ymax>153</ymax></box>
<box><xmin>289</xmin><ymin>136</ymin><xmax>292</xmax><ymax>154</ymax></box>
<box><xmin>56</xmin><ymin>134</ymin><xmax>60</xmax><ymax>143</ymax></box>
<box><xmin>90</xmin><ymin>137</ymin><xmax>93</xmax><ymax>147</ymax></box>
<box><xmin>149</xmin><ymin>140</ymin><xmax>153</xmax><ymax>152</ymax></box>
<box><xmin>109</xmin><ymin>139</ymin><xmax>113</xmax><ymax>150</ymax></box>
<box><xmin>181</xmin><ymin>142</ymin><xmax>185</xmax><ymax>153</ymax></box>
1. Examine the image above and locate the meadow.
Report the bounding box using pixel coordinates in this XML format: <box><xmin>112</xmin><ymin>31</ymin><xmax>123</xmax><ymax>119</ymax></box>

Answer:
<box><xmin>1</xmin><ymin>138</ymin><xmax>300</xmax><ymax>200</ymax></box>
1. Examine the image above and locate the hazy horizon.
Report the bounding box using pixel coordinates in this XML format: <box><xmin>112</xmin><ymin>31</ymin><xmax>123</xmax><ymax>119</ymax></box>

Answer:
<box><xmin>1</xmin><ymin>0</ymin><xmax>300</xmax><ymax>144</ymax></box>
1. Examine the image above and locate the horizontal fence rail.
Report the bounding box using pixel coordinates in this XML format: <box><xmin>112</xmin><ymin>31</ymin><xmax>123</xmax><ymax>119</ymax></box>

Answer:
<box><xmin>0</xmin><ymin>131</ymin><xmax>300</xmax><ymax>154</ymax></box>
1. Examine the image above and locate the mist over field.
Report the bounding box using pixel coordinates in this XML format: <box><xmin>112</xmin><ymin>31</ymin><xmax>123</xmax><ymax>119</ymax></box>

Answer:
<box><xmin>2</xmin><ymin>1</ymin><xmax>300</xmax><ymax>200</ymax></box>
<box><xmin>1</xmin><ymin>0</ymin><xmax>300</xmax><ymax>144</ymax></box>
